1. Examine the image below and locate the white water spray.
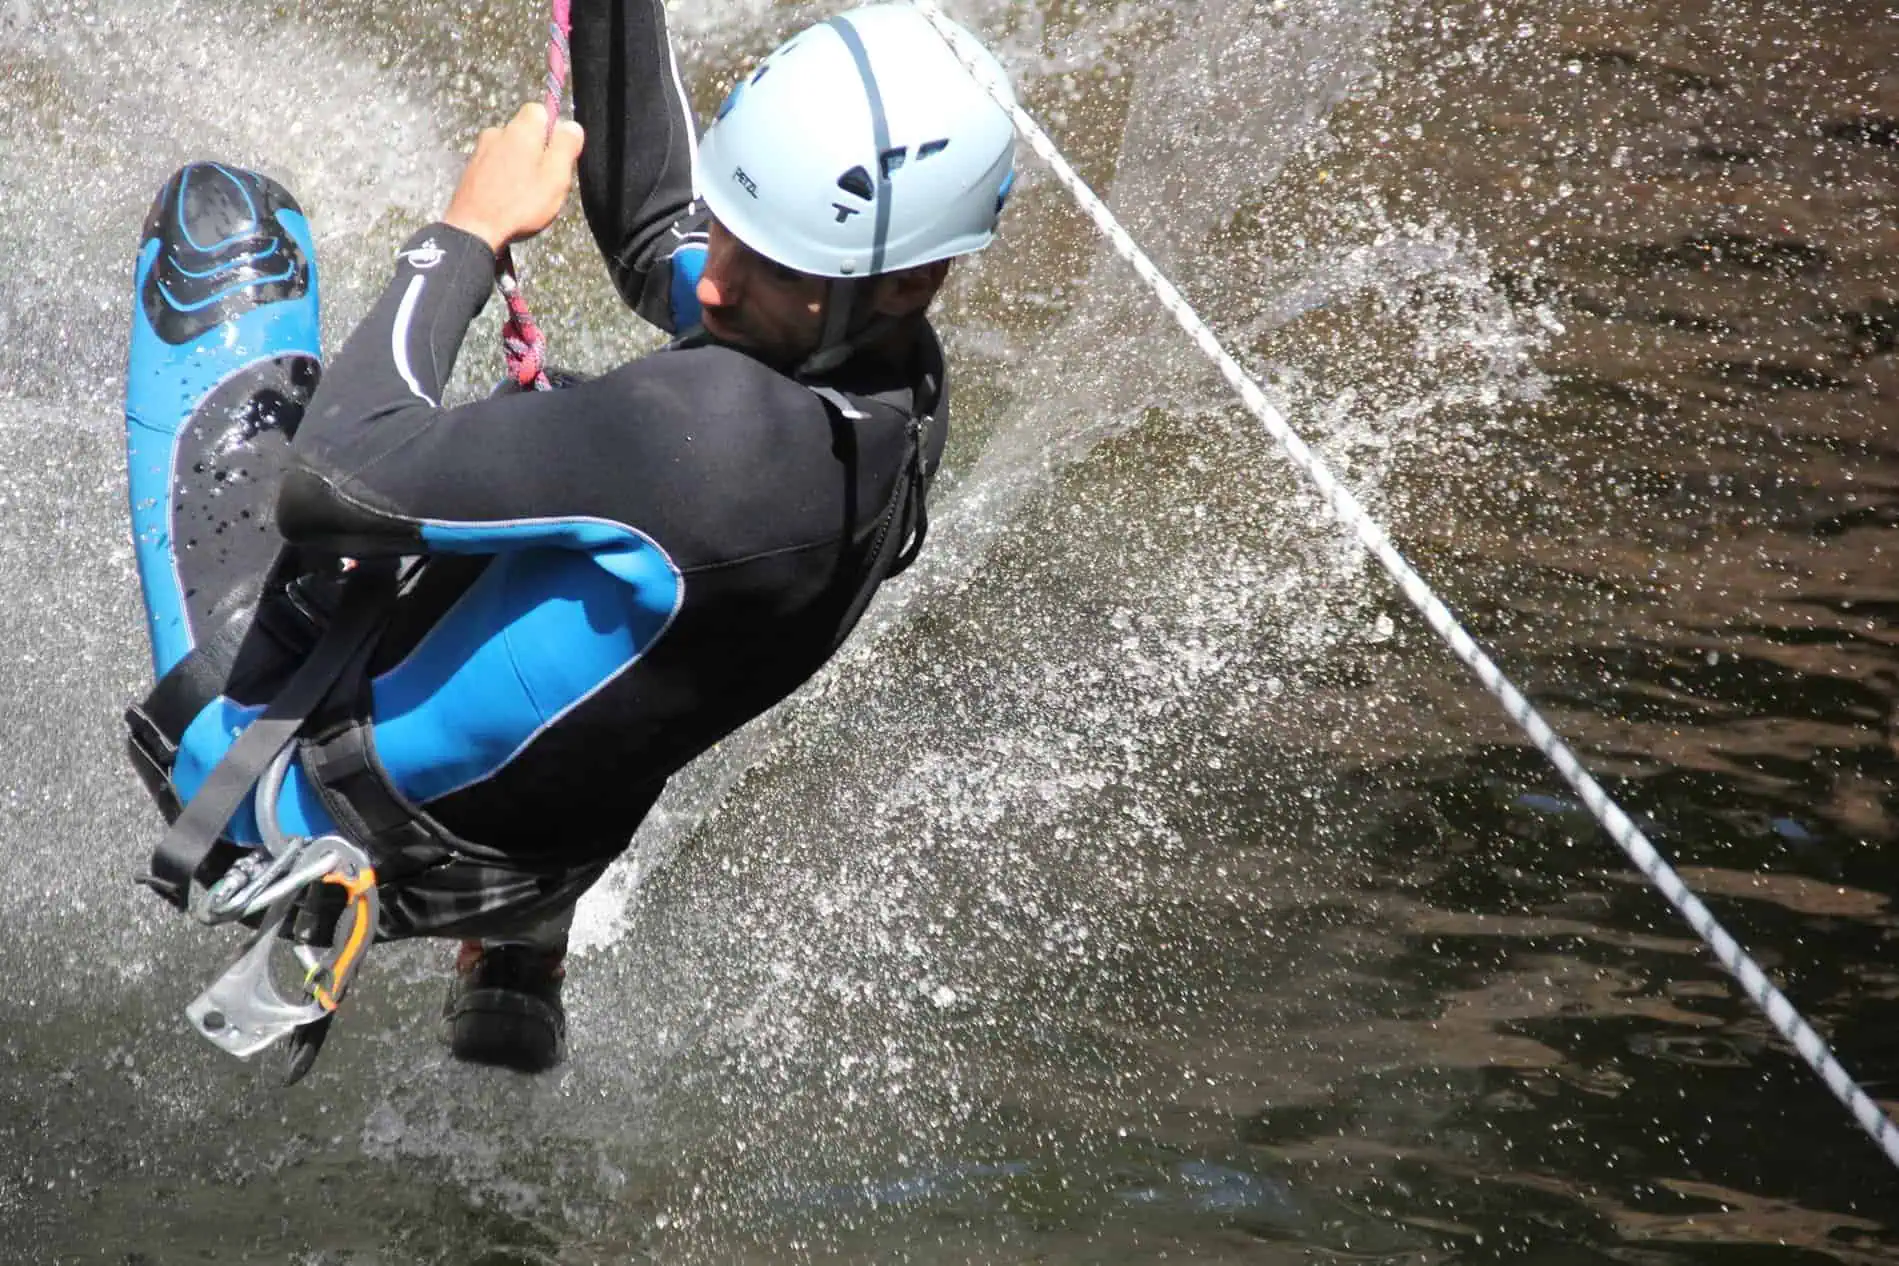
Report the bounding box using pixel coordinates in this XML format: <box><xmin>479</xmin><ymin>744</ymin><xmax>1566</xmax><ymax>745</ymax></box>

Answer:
<box><xmin>907</xmin><ymin>0</ymin><xmax>1899</xmax><ymax>1173</ymax></box>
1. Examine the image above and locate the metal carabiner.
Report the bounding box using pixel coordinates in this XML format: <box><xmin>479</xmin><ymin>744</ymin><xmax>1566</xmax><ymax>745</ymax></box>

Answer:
<box><xmin>184</xmin><ymin>833</ymin><xmax>379</xmax><ymax>1061</ymax></box>
<box><xmin>190</xmin><ymin>744</ymin><xmax>310</xmax><ymax>926</ymax></box>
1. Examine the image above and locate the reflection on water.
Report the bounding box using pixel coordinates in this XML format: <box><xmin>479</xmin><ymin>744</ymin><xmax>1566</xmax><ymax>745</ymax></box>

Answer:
<box><xmin>0</xmin><ymin>0</ymin><xmax>1895</xmax><ymax>1261</ymax></box>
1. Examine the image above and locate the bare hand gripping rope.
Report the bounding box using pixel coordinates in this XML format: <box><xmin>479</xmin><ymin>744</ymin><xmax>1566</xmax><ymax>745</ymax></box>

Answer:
<box><xmin>905</xmin><ymin>0</ymin><xmax>1899</xmax><ymax>1171</ymax></box>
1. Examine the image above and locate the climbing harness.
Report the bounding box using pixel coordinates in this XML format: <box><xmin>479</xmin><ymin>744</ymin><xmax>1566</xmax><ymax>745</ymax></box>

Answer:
<box><xmin>132</xmin><ymin>565</ymin><xmax>397</xmax><ymax>1082</ymax></box>
<box><xmin>184</xmin><ymin>749</ymin><xmax>379</xmax><ymax>1085</ymax></box>
<box><xmin>136</xmin><ymin>565</ymin><xmax>395</xmax><ymax>910</ymax></box>
<box><xmin>496</xmin><ymin>0</ymin><xmax>575</xmax><ymax>391</ymax></box>
<box><xmin>907</xmin><ymin>0</ymin><xmax>1899</xmax><ymax>1171</ymax></box>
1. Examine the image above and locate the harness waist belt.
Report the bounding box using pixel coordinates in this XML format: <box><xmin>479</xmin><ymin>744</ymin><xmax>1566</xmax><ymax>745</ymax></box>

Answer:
<box><xmin>136</xmin><ymin>567</ymin><xmax>395</xmax><ymax>910</ymax></box>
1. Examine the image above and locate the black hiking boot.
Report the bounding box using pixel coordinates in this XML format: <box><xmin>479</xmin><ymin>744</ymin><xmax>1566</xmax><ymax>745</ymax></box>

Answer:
<box><xmin>442</xmin><ymin>941</ymin><xmax>567</xmax><ymax>1073</ymax></box>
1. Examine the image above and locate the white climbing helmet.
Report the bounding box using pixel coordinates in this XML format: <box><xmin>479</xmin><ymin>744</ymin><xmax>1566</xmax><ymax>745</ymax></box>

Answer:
<box><xmin>697</xmin><ymin>3</ymin><xmax>1018</xmax><ymax>279</ymax></box>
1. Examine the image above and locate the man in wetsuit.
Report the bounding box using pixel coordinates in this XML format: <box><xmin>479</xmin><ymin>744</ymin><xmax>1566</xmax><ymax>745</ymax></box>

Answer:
<box><xmin>128</xmin><ymin>0</ymin><xmax>1017</xmax><ymax>1073</ymax></box>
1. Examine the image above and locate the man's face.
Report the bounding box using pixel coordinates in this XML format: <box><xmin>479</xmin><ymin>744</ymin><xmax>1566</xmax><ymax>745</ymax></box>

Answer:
<box><xmin>695</xmin><ymin>218</ymin><xmax>830</xmax><ymax>364</ymax></box>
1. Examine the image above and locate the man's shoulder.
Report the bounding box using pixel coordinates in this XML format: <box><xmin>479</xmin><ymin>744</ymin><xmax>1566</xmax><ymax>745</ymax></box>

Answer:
<box><xmin>601</xmin><ymin>342</ymin><xmax>817</xmax><ymax>412</ymax></box>
<box><xmin>581</xmin><ymin>347</ymin><xmax>844</xmax><ymax>496</ymax></box>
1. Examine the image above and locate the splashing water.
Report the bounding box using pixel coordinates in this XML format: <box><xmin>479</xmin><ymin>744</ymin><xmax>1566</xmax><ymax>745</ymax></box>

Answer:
<box><xmin>4</xmin><ymin>0</ymin><xmax>1892</xmax><ymax>1260</ymax></box>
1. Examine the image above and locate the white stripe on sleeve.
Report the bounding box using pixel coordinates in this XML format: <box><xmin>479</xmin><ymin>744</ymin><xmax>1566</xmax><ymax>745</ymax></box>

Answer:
<box><xmin>391</xmin><ymin>274</ymin><xmax>439</xmax><ymax>407</ymax></box>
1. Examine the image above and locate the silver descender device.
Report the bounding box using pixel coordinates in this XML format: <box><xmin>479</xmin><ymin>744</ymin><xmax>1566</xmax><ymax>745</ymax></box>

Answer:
<box><xmin>181</xmin><ymin>746</ymin><xmax>380</xmax><ymax>1083</ymax></box>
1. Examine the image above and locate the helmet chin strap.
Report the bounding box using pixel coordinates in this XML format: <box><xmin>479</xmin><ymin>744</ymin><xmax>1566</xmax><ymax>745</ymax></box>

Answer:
<box><xmin>796</xmin><ymin>277</ymin><xmax>900</xmax><ymax>378</ymax></box>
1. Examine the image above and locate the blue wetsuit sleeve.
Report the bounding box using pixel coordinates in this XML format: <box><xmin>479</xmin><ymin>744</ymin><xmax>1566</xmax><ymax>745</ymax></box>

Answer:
<box><xmin>572</xmin><ymin>0</ymin><xmax>706</xmax><ymax>334</ymax></box>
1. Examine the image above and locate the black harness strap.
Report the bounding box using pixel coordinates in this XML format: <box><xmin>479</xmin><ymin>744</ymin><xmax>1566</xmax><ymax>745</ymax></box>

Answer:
<box><xmin>297</xmin><ymin>721</ymin><xmax>463</xmax><ymax>881</ymax></box>
<box><xmin>805</xmin><ymin>385</ymin><xmax>936</xmax><ymax>651</ymax></box>
<box><xmin>137</xmin><ymin>570</ymin><xmax>393</xmax><ymax>911</ymax></box>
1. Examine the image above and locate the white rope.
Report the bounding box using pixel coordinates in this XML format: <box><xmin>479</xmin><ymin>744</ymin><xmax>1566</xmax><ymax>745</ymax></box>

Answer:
<box><xmin>908</xmin><ymin>0</ymin><xmax>1899</xmax><ymax>1171</ymax></box>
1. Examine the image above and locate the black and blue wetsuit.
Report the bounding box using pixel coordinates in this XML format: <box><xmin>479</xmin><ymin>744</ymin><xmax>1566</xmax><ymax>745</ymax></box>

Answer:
<box><xmin>127</xmin><ymin>0</ymin><xmax>947</xmax><ymax>940</ymax></box>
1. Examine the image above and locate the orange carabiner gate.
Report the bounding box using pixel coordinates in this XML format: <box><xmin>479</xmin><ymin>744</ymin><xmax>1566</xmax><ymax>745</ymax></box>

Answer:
<box><xmin>307</xmin><ymin>865</ymin><xmax>378</xmax><ymax>1012</ymax></box>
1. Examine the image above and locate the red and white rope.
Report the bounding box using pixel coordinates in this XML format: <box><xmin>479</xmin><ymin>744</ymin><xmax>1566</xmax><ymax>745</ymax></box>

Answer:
<box><xmin>496</xmin><ymin>0</ymin><xmax>574</xmax><ymax>391</ymax></box>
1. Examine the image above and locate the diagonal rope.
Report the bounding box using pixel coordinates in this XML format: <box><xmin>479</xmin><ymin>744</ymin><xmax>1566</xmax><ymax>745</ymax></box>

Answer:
<box><xmin>906</xmin><ymin>0</ymin><xmax>1899</xmax><ymax>1172</ymax></box>
<box><xmin>496</xmin><ymin>0</ymin><xmax>574</xmax><ymax>391</ymax></box>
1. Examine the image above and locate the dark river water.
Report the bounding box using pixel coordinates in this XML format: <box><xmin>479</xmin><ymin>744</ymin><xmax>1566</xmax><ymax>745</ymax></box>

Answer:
<box><xmin>0</xmin><ymin>0</ymin><xmax>1894</xmax><ymax>1261</ymax></box>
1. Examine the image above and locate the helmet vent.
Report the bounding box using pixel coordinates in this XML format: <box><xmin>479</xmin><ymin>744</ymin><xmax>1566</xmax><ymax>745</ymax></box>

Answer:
<box><xmin>750</xmin><ymin>63</ymin><xmax>771</xmax><ymax>84</ymax></box>
<box><xmin>837</xmin><ymin>166</ymin><xmax>875</xmax><ymax>200</ymax></box>
<box><xmin>916</xmin><ymin>138</ymin><xmax>951</xmax><ymax>160</ymax></box>
<box><xmin>880</xmin><ymin>146</ymin><xmax>908</xmax><ymax>177</ymax></box>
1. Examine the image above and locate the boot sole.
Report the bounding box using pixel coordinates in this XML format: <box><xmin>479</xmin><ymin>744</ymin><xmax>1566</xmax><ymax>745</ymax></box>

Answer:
<box><xmin>442</xmin><ymin>987</ymin><xmax>566</xmax><ymax>1073</ymax></box>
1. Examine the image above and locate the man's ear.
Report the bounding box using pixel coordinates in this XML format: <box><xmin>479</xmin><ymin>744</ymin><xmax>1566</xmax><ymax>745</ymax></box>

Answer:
<box><xmin>872</xmin><ymin>259</ymin><xmax>952</xmax><ymax>318</ymax></box>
